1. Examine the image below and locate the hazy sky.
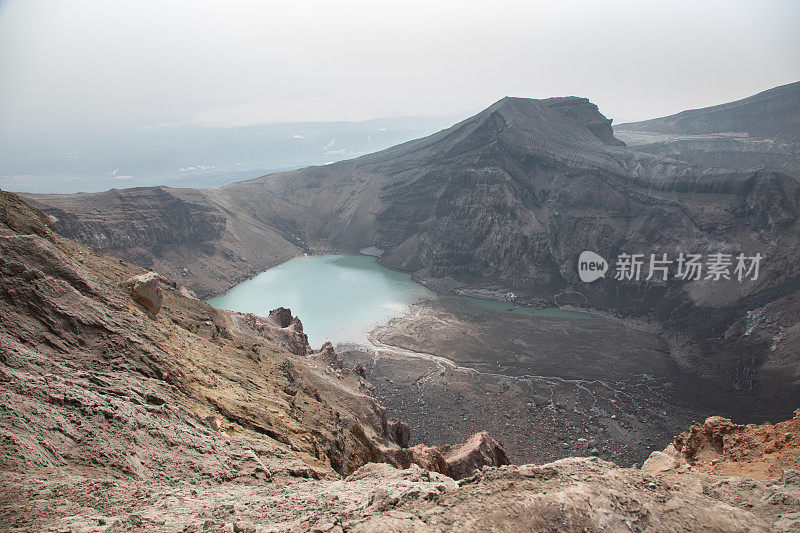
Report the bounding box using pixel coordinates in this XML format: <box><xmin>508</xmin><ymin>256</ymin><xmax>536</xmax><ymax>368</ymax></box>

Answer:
<box><xmin>1</xmin><ymin>0</ymin><xmax>798</xmax><ymax>139</ymax></box>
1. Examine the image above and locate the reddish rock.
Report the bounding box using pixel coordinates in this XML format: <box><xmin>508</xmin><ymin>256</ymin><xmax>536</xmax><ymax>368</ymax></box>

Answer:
<box><xmin>385</xmin><ymin>431</ymin><xmax>509</xmax><ymax>480</ymax></box>
<box><xmin>386</xmin><ymin>444</ymin><xmax>448</xmax><ymax>476</ymax></box>
<box><xmin>673</xmin><ymin>415</ymin><xmax>743</xmax><ymax>462</ymax></box>
<box><xmin>664</xmin><ymin>410</ymin><xmax>800</xmax><ymax>479</ymax></box>
<box><xmin>440</xmin><ymin>431</ymin><xmax>510</xmax><ymax>480</ymax></box>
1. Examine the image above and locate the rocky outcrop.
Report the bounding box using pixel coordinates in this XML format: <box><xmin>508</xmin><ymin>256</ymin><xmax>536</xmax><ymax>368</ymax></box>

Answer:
<box><xmin>388</xmin><ymin>443</ymin><xmax>450</xmax><ymax>476</ymax></box>
<box><xmin>227</xmin><ymin>308</ymin><xmax>310</xmax><ymax>355</ymax></box>
<box><xmin>124</xmin><ymin>271</ymin><xmax>163</xmax><ymax>314</ymax></box>
<box><xmin>315</xmin><ymin>340</ymin><xmax>343</xmax><ymax>369</ymax></box>
<box><xmin>388</xmin><ymin>419</ymin><xmax>411</xmax><ymax>448</ymax></box>
<box><xmin>647</xmin><ymin>409</ymin><xmax>800</xmax><ymax>479</ymax></box>
<box><xmin>641</xmin><ymin>450</ymin><xmax>680</xmax><ymax>474</ymax></box>
<box><xmin>440</xmin><ymin>431</ymin><xmax>511</xmax><ymax>479</ymax></box>
<box><xmin>386</xmin><ymin>431</ymin><xmax>510</xmax><ymax>480</ymax></box>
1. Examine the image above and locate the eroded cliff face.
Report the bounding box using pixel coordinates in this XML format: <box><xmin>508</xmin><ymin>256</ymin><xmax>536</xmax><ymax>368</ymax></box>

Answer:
<box><xmin>26</xmin><ymin>187</ymin><xmax>302</xmax><ymax>299</ymax></box>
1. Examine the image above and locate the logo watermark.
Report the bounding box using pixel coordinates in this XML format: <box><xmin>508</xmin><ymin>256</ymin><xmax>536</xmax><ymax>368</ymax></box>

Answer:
<box><xmin>578</xmin><ymin>251</ymin><xmax>762</xmax><ymax>282</ymax></box>
<box><xmin>578</xmin><ymin>251</ymin><xmax>608</xmax><ymax>282</ymax></box>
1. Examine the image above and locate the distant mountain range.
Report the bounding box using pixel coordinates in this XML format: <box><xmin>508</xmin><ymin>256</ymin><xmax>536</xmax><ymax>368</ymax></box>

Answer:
<box><xmin>25</xmin><ymin>83</ymin><xmax>800</xmax><ymax>411</ymax></box>
<box><xmin>0</xmin><ymin>115</ymin><xmax>462</xmax><ymax>194</ymax></box>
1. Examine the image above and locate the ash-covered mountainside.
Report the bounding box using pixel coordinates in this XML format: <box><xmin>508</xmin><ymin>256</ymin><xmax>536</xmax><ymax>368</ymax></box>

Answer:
<box><xmin>618</xmin><ymin>81</ymin><xmax>800</xmax><ymax>141</ymax></box>
<box><xmin>616</xmin><ymin>81</ymin><xmax>800</xmax><ymax>173</ymax></box>
<box><xmin>26</xmin><ymin>93</ymin><xmax>800</xmax><ymax>408</ymax></box>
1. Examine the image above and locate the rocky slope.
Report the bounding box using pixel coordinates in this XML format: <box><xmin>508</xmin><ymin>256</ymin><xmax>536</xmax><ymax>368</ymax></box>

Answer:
<box><xmin>24</xmin><ymin>89</ymin><xmax>800</xmax><ymax>412</ymax></box>
<box><xmin>0</xmin><ymin>191</ymin><xmax>507</xmax><ymax>528</ymax></box>
<box><xmin>615</xmin><ymin>81</ymin><xmax>800</xmax><ymax>174</ymax></box>
<box><xmin>3</xmin><ymin>191</ymin><xmax>800</xmax><ymax>532</ymax></box>
<box><xmin>25</xmin><ymin>186</ymin><xmax>302</xmax><ymax>299</ymax></box>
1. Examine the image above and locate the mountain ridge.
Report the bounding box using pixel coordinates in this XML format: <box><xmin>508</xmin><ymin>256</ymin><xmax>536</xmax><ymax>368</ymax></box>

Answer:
<box><xmin>615</xmin><ymin>81</ymin><xmax>800</xmax><ymax>174</ymax></box>
<box><xmin>617</xmin><ymin>81</ymin><xmax>800</xmax><ymax>141</ymax></box>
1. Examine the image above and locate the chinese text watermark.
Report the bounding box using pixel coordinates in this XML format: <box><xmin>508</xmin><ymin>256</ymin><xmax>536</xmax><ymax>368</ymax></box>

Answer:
<box><xmin>578</xmin><ymin>251</ymin><xmax>762</xmax><ymax>283</ymax></box>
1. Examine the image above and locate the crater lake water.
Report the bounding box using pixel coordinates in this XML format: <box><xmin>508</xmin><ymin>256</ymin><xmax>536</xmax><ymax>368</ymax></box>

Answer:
<box><xmin>208</xmin><ymin>254</ymin><xmax>590</xmax><ymax>347</ymax></box>
<box><xmin>208</xmin><ymin>255</ymin><xmax>434</xmax><ymax>347</ymax></box>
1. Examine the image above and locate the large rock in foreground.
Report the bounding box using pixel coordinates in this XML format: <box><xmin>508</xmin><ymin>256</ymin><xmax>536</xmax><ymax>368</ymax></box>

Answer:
<box><xmin>441</xmin><ymin>431</ymin><xmax>510</xmax><ymax>479</ymax></box>
<box><xmin>387</xmin><ymin>431</ymin><xmax>510</xmax><ymax>480</ymax></box>
<box><xmin>124</xmin><ymin>272</ymin><xmax>163</xmax><ymax>315</ymax></box>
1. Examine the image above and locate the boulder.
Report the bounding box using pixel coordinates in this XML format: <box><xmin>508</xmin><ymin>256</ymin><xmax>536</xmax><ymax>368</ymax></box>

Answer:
<box><xmin>385</xmin><ymin>444</ymin><xmax>448</xmax><ymax>476</ymax></box>
<box><xmin>386</xmin><ymin>431</ymin><xmax>510</xmax><ymax>480</ymax></box>
<box><xmin>403</xmin><ymin>444</ymin><xmax>449</xmax><ymax>475</ymax></box>
<box><xmin>641</xmin><ymin>451</ymin><xmax>679</xmax><ymax>473</ymax></box>
<box><xmin>178</xmin><ymin>286</ymin><xmax>198</xmax><ymax>300</ymax></box>
<box><xmin>441</xmin><ymin>431</ymin><xmax>510</xmax><ymax>480</ymax></box>
<box><xmin>124</xmin><ymin>272</ymin><xmax>163</xmax><ymax>315</ymax></box>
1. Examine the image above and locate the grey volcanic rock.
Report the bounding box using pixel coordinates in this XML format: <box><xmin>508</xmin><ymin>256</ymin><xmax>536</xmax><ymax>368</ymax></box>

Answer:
<box><xmin>25</xmin><ymin>186</ymin><xmax>301</xmax><ymax>298</ymax></box>
<box><xmin>124</xmin><ymin>271</ymin><xmax>163</xmax><ymax>314</ymax></box>
<box><xmin>618</xmin><ymin>81</ymin><xmax>800</xmax><ymax>142</ymax></box>
<box><xmin>616</xmin><ymin>81</ymin><xmax>800</xmax><ymax>174</ymax></box>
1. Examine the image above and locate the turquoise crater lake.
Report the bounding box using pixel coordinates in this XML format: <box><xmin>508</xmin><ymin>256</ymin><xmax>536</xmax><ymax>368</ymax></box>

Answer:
<box><xmin>208</xmin><ymin>255</ymin><xmax>434</xmax><ymax>347</ymax></box>
<box><xmin>208</xmin><ymin>254</ymin><xmax>591</xmax><ymax>348</ymax></box>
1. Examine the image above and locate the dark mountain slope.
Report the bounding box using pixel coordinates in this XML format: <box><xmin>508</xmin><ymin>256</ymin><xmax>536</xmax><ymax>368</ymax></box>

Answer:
<box><xmin>615</xmin><ymin>81</ymin><xmax>800</xmax><ymax>173</ymax></box>
<box><xmin>618</xmin><ymin>81</ymin><xmax>800</xmax><ymax>141</ymax></box>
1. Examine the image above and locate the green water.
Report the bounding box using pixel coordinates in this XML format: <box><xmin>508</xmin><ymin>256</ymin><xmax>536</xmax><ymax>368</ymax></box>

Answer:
<box><xmin>208</xmin><ymin>254</ymin><xmax>589</xmax><ymax>347</ymax></box>
<box><xmin>456</xmin><ymin>295</ymin><xmax>592</xmax><ymax>319</ymax></box>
